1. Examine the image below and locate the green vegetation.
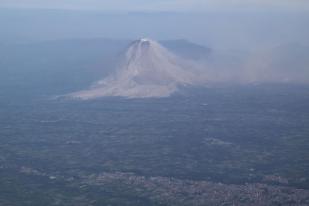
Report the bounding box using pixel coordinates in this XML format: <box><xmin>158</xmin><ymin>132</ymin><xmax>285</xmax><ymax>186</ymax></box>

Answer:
<box><xmin>0</xmin><ymin>85</ymin><xmax>309</xmax><ymax>205</ymax></box>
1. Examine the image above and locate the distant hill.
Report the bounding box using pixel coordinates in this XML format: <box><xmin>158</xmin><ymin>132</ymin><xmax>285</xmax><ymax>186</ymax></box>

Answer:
<box><xmin>160</xmin><ymin>39</ymin><xmax>211</xmax><ymax>60</ymax></box>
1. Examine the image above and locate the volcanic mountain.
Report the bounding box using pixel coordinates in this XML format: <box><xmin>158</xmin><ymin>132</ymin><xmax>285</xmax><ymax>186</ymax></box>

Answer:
<box><xmin>68</xmin><ymin>38</ymin><xmax>205</xmax><ymax>99</ymax></box>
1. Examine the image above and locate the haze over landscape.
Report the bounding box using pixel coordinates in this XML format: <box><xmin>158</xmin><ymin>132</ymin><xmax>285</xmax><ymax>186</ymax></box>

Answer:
<box><xmin>0</xmin><ymin>0</ymin><xmax>309</xmax><ymax>205</ymax></box>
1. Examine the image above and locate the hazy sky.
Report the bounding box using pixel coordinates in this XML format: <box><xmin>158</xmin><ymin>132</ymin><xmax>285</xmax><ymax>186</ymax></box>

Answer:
<box><xmin>1</xmin><ymin>0</ymin><xmax>309</xmax><ymax>11</ymax></box>
<box><xmin>1</xmin><ymin>0</ymin><xmax>308</xmax><ymax>50</ymax></box>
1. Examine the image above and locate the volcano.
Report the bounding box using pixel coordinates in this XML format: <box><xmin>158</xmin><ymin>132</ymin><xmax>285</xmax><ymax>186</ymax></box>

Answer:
<box><xmin>68</xmin><ymin>38</ymin><xmax>204</xmax><ymax>99</ymax></box>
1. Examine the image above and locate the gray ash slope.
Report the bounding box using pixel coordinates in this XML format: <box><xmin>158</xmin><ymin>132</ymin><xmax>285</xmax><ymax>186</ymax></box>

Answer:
<box><xmin>68</xmin><ymin>38</ymin><xmax>206</xmax><ymax>99</ymax></box>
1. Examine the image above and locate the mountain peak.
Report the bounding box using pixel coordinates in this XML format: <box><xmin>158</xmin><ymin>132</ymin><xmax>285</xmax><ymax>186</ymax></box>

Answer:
<box><xmin>67</xmin><ymin>39</ymin><xmax>205</xmax><ymax>99</ymax></box>
<box><xmin>132</xmin><ymin>38</ymin><xmax>154</xmax><ymax>45</ymax></box>
<box><xmin>140</xmin><ymin>38</ymin><xmax>151</xmax><ymax>42</ymax></box>
<box><xmin>130</xmin><ymin>38</ymin><xmax>158</xmax><ymax>49</ymax></box>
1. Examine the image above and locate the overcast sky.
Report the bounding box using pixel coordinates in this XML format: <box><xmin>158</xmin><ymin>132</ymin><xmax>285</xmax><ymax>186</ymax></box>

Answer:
<box><xmin>1</xmin><ymin>0</ymin><xmax>308</xmax><ymax>49</ymax></box>
<box><xmin>1</xmin><ymin>0</ymin><xmax>309</xmax><ymax>11</ymax></box>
